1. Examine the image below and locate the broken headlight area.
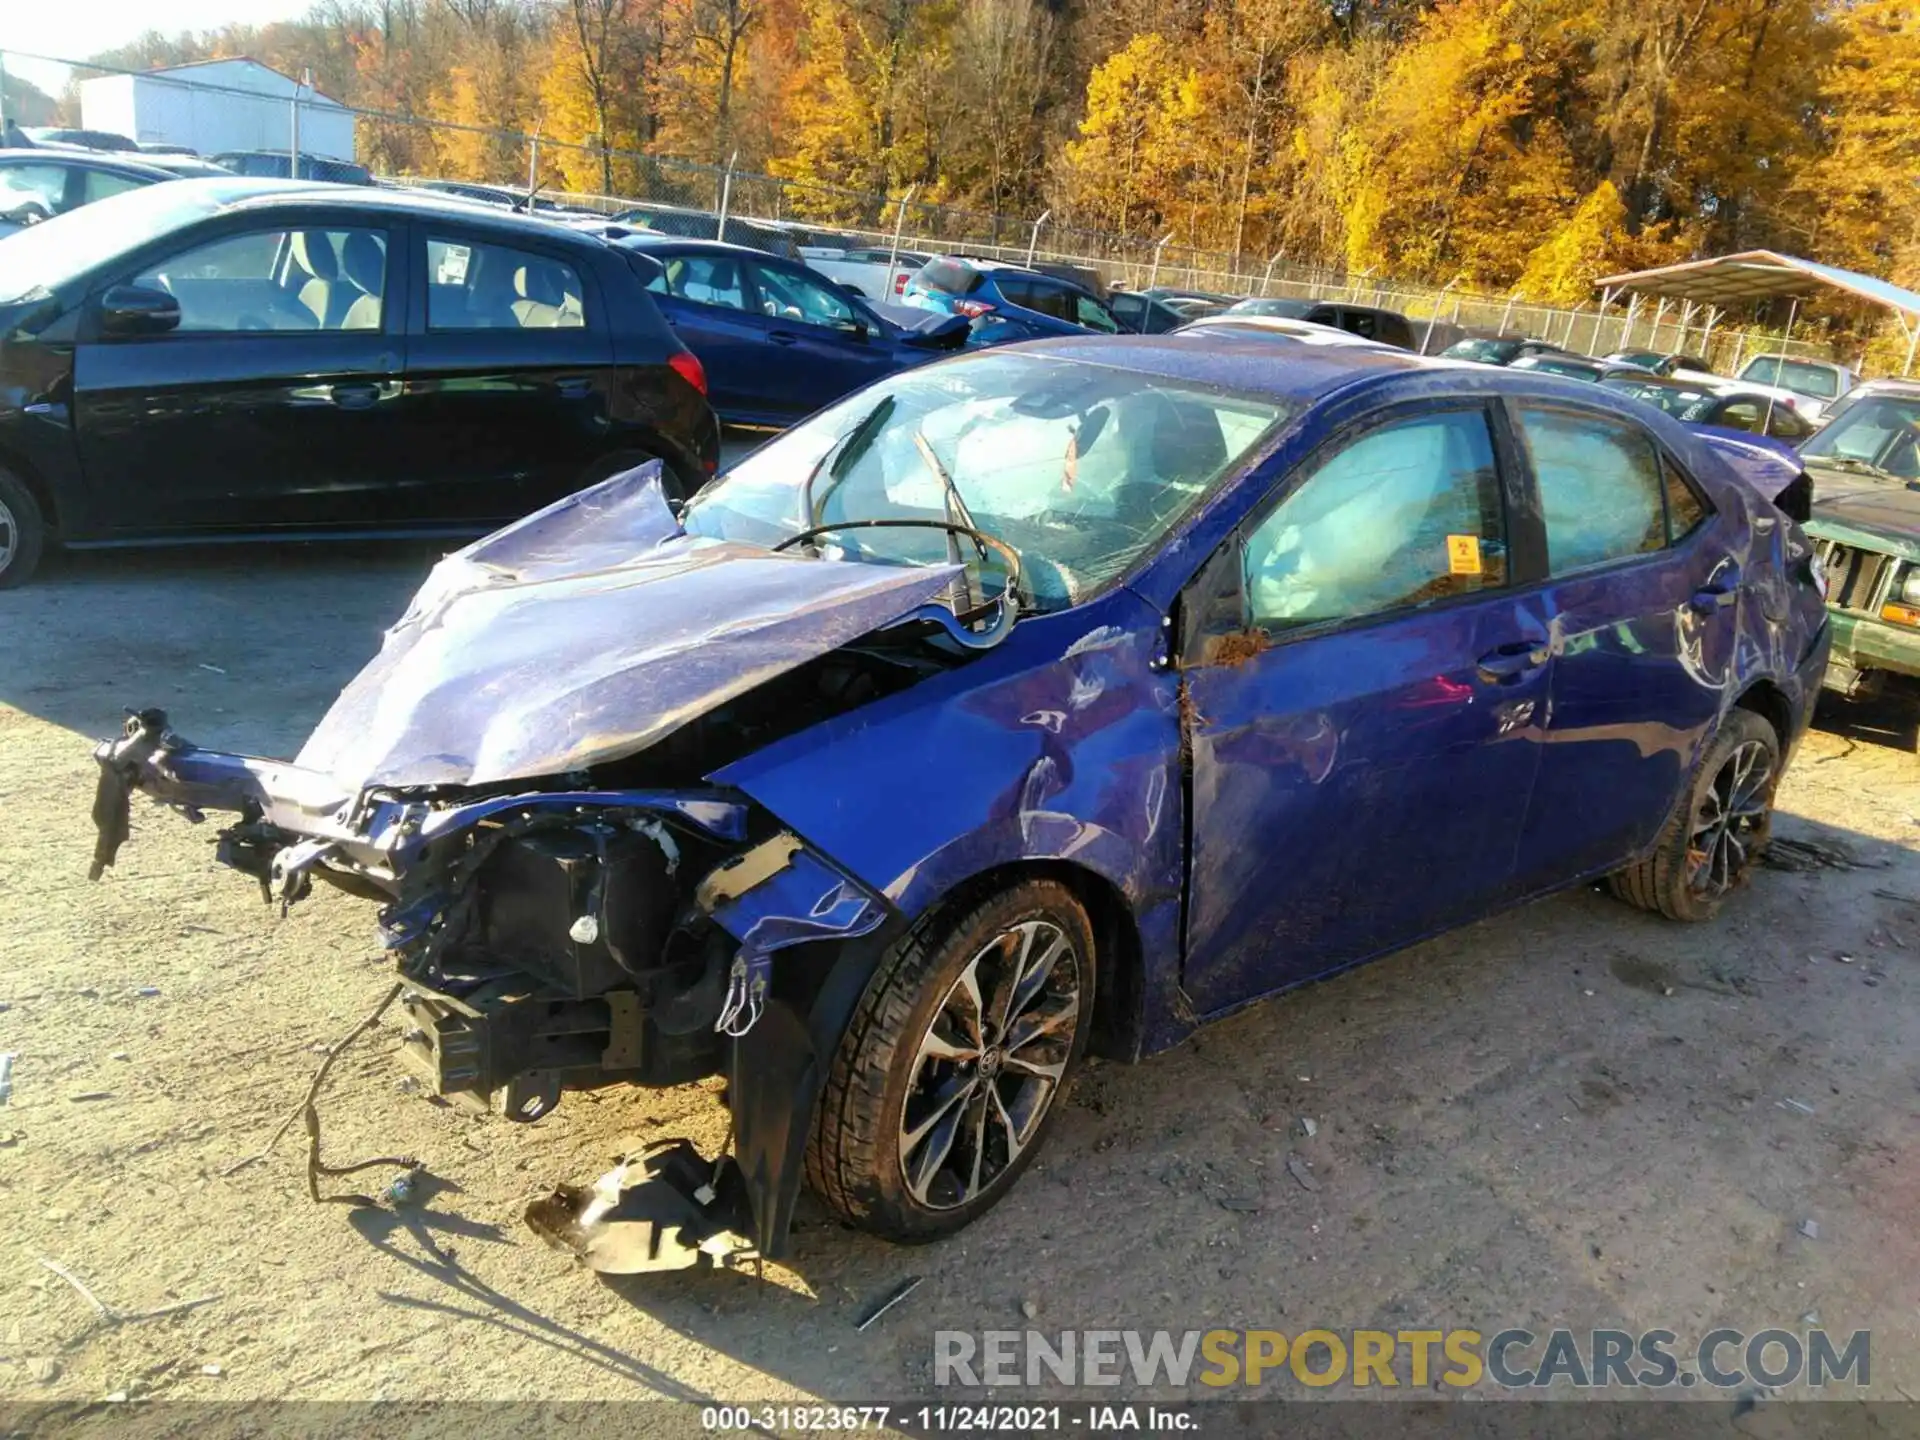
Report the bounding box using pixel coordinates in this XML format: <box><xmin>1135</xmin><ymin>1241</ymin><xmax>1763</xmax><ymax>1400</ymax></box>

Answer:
<box><xmin>90</xmin><ymin>705</ymin><xmax>896</xmax><ymax>1263</ymax></box>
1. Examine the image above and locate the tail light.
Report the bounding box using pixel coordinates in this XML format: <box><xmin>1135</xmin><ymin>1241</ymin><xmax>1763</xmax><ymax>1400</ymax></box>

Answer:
<box><xmin>894</xmin><ymin>272</ymin><xmax>909</xmax><ymax>295</ymax></box>
<box><xmin>953</xmin><ymin>299</ymin><xmax>996</xmax><ymax>318</ymax></box>
<box><xmin>668</xmin><ymin>350</ymin><xmax>707</xmax><ymax>396</ymax></box>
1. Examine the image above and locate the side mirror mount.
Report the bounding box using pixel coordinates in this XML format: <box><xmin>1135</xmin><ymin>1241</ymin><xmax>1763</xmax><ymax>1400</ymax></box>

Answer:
<box><xmin>99</xmin><ymin>284</ymin><xmax>181</xmax><ymax>338</ymax></box>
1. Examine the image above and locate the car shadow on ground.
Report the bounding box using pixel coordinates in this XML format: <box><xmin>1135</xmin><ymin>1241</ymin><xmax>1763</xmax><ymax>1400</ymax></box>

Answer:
<box><xmin>1812</xmin><ymin>690</ymin><xmax>1920</xmax><ymax>754</ymax></box>
<box><xmin>331</xmin><ymin>808</ymin><xmax>1920</xmax><ymax>1405</ymax></box>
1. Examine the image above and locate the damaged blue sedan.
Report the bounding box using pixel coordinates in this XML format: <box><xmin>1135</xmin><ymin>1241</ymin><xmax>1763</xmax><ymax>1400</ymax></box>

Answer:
<box><xmin>90</xmin><ymin>338</ymin><xmax>1830</xmax><ymax>1266</ymax></box>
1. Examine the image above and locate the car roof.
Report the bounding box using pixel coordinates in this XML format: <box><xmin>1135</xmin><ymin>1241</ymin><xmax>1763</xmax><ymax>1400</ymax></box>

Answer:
<box><xmin>609</xmin><ymin>234</ymin><xmax>778</xmax><ymax>260</ymax></box>
<box><xmin>0</xmin><ymin>146</ymin><xmax>180</xmax><ymax>179</ymax></box>
<box><xmin>199</xmin><ymin>178</ymin><xmax>612</xmax><ymax>244</ymax></box>
<box><xmin>1175</xmin><ymin>314</ymin><xmax>1380</xmax><ymax>346</ymax></box>
<box><xmin>1011</xmin><ymin>332</ymin><xmax>1432</xmax><ymax>402</ymax></box>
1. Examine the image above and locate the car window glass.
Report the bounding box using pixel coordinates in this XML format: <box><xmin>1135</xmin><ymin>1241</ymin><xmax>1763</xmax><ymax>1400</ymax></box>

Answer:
<box><xmin>648</xmin><ymin>254</ymin><xmax>748</xmax><ymax>312</ymax></box>
<box><xmin>1517</xmin><ymin>408</ymin><xmax>1666</xmax><ymax>574</ymax></box>
<box><xmin>1345</xmin><ymin>310</ymin><xmax>1378</xmax><ymax>339</ymax></box>
<box><xmin>1664</xmin><ymin>458</ymin><xmax>1708</xmax><ymax>544</ymax></box>
<box><xmin>1074</xmin><ymin>293</ymin><xmax>1119</xmax><ymax>333</ymax></box>
<box><xmin>685</xmin><ymin>352</ymin><xmax>1287</xmax><ymax>611</ymax></box>
<box><xmin>134</xmin><ymin>228</ymin><xmax>387</xmax><ymax>333</ymax></box>
<box><xmin>753</xmin><ymin>264</ymin><xmax>855</xmax><ymax>327</ymax></box>
<box><xmin>82</xmin><ymin>170</ymin><xmax>146</xmax><ymax>205</ymax></box>
<box><xmin>1244</xmin><ymin>409</ymin><xmax>1507</xmax><ymax>628</ymax></box>
<box><xmin>0</xmin><ymin>163</ymin><xmax>69</xmax><ymax>220</ymax></box>
<box><xmin>1718</xmin><ymin>401</ymin><xmax>1763</xmax><ymax>432</ymax></box>
<box><xmin>427</xmin><ymin>237</ymin><xmax>584</xmax><ymax>329</ymax></box>
<box><xmin>995</xmin><ymin>276</ymin><xmax>1037</xmax><ymax>308</ymax></box>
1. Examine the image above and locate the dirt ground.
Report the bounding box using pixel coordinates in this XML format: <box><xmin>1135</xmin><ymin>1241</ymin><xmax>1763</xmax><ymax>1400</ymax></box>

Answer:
<box><xmin>2</xmin><ymin>533</ymin><xmax>1919</xmax><ymax>1418</ymax></box>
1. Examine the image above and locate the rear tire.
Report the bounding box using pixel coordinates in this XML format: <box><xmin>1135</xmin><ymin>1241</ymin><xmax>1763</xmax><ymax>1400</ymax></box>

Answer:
<box><xmin>806</xmin><ymin>879</ymin><xmax>1095</xmax><ymax>1242</ymax></box>
<box><xmin>0</xmin><ymin>467</ymin><xmax>47</xmax><ymax>590</ymax></box>
<box><xmin>1608</xmin><ymin>709</ymin><xmax>1780</xmax><ymax>922</ymax></box>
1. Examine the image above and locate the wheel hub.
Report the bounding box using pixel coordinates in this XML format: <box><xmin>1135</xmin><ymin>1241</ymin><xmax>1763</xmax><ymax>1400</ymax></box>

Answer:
<box><xmin>1688</xmin><ymin>738</ymin><xmax>1774</xmax><ymax>899</ymax></box>
<box><xmin>896</xmin><ymin>917</ymin><xmax>1082</xmax><ymax>1211</ymax></box>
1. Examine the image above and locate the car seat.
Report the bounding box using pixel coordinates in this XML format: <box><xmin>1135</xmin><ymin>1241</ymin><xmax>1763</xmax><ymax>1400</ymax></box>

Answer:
<box><xmin>290</xmin><ymin>231</ymin><xmax>340</xmax><ymax>328</ymax></box>
<box><xmin>512</xmin><ymin>261</ymin><xmax>573</xmax><ymax>327</ymax></box>
<box><xmin>337</xmin><ymin>232</ymin><xmax>385</xmax><ymax>330</ymax></box>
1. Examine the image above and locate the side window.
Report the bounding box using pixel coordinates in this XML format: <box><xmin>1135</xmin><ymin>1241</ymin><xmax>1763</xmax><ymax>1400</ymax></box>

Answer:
<box><xmin>649</xmin><ymin>254</ymin><xmax>749</xmax><ymax>312</ymax></box>
<box><xmin>1664</xmin><ymin>457</ymin><xmax>1709</xmax><ymax>544</ymax></box>
<box><xmin>995</xmin><ymin>276</ymin><xmax>1038</xmax><ymax>309</ymax></box>
<box><xmin>1717</xmin><ymin>400</ymin><xmax>1764</xmax><ymax>433</ymax></box>
<box><xmin>133</xmin><ymin>228</ymin><xmax>387</xmax><ymax>333</ymax></box>
<box><xmin>0</xmin><ymin>163</ymin><xmax>70</xmax><ymax>220</ymax></box>
<box><xmin>1243</xmin><ymin>408</ymin><xmax>1508</xmax><ymax>629</ymax></box>
<box><xmin>1770</xmin><ymin>409</ymin><xmax>1812</xmax><ymax>440</ymax></box>
<box><xmin>1517</xmin><ymin>408</ymin><xmax>1666</xmax><ymax>574</ymax></box>
<box><xmin>82</xmin><ymin>170</ymin><xmax>147</xmax><ymax>205</ymax></box>
<box><xmin>752</xmin><ymin>264</ymin><xmax>856</xmax><ymax>328</ymax></box>
<box><xmin>1074</xmin><ymin>292</ymin><xmax>1119</xmax><ymax>333</ymax></box>
<box><xmin>1344</xmin><ymin>310</ymin><xmax>1379</xmax><ymax>340</ymax></box>
<box><xmin>427</xmin><ymin>237</ymin><xmax>584</xmax><ymax>330</ymax></box>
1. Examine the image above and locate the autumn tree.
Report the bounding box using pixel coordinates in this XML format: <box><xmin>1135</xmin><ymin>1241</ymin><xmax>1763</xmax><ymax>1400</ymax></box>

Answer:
<box><xmin>1788</xmin><ymin>0</ymin><xmax>1920</xmax><ymax>284</ymax></box>
<box><xmin>539</xmin><ymin>0</ymin><xmax>659</xmax><ymax>194</ymax></box>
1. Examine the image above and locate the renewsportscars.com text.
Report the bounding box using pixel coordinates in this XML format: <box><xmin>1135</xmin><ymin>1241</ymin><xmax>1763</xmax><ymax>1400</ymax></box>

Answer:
<box><xmin>933</xmin><ymin>1327</ymin><xmax>1871</xmax><ymax>1390</ymax></box>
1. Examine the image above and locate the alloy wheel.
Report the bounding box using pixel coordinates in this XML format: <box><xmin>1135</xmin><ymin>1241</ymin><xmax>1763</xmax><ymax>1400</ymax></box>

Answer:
<box><xmin>0</xmin><ymin>494</ymin><xmax>14</xmax><ymax>576</ymax></box>
<box><xmin>898</xmin><ymin>918</ymin><xmax>1082</xmax><ymax>1210</ymax></box>
<box><xmin>1687</xmin><ymin>739</ymin><xmax>1773</xmax><ymax>898</ymax></box>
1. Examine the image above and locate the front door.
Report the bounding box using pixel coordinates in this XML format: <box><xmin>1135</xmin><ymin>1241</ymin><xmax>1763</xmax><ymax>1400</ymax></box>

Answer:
<box><xmin>72</xmin><ymin>222</ymin><xmax>404</xmax><ymax>534</ymax></box>
<box><xmin>1181</xmin><ymin>404</ymin><xmax>1551</xmax><ymax>1014</ymax></box>
<box><xmin>744</xmin><ymin>259</ymin><xmax>896</xmax><ymax>421</ymax></box>
<box><xmin>1505</xmin><ymin>403</ymin><xmax>1741</xmax><ymax>894</ymax></box>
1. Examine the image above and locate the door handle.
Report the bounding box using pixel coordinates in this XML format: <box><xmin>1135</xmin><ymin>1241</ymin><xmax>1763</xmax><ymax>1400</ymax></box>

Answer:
<box><xmin>1691</xmin><ymin>574</ymin><xmax>1741</xmax><ymax>611</ymax></box>
<box><xmin>326</xmin><ymin>382</ymin><xmax>381</xmax><ymax>410</ymax></box>
<box><xmin>1476</xmin><ymin>640</ymin><xmax>1549</xmax><ymax>685</ymax></box>
<box><xmin>768</xmin><ymin>331</ymin><xmax>800</xmax><ymax>346</ymax></box>
<box><xmin>555</xmin><ymin>376</ymin><xmax>595</xmax><ymax>400</ymax></box>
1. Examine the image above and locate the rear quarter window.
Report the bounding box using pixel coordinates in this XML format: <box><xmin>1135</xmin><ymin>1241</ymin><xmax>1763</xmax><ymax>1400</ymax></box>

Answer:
<box><xmin>917</xmin><ymin>258</ymin><xmax>982</xmax><ymax>295</ymax></box>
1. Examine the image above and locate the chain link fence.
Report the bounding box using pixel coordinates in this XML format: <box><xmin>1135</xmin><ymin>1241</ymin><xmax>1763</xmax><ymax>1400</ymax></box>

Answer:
<box><xmin>3</xmin><ymin>47</ymin><xmax>1871</xmax><ymax>373</ymax></box>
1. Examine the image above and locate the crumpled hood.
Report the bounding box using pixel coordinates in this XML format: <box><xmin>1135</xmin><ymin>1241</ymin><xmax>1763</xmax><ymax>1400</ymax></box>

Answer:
<box><xmin>296</xmin><ymin>464</ymin><xmax>961</xmax><ymax>790</ymax></box>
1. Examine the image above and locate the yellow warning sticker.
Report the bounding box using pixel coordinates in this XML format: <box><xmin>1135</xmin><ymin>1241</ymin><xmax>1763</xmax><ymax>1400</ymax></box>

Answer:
<box><xmin>1446</xmin><ymin>534</ymin><xmax>1483</xmax><ymax>576</ymax></box>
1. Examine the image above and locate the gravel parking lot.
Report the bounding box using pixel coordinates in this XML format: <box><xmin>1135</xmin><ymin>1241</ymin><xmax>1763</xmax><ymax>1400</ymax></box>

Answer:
<box><xmin>2</xmin><ymin>531</ymin><xmax>1919</xmax><ymax>1413</ymax></box>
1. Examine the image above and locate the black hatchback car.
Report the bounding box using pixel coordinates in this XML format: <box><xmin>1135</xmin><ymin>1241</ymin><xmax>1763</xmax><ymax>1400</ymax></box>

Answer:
<box><xmin>0</xmin><ymin>179</ymin><xmax>720</xmax><ymax>586</ymax></box>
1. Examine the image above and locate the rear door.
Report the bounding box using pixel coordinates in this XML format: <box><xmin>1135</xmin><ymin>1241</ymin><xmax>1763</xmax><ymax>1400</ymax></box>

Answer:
<box><xmin>742</xmin><ymin>258</ymin><xmax>895</xmax><ymax>420</ymax></box>
<box><xmin>72</xmin><ymin>217</ymin><xmax>406</xmax><ymax>534</ymax></box>
<box><xmin>1180</xmin><ymin>400</ymin><xmax>1552</xmax><ymax>1013</ymax></box>
<box><xmin>402</xmin><ymin>225</ymin><xmax>615</xmax><ymax>521</ymax></box>
<box><xmin>639</xmin><ymin>251</ymin><xmax>774</xmax><ymax>421</ymax></box>
<box><xmin>1505</xmin><ymin>402</ymin><xmax>1738</xmax><ymax>894</ymax></box>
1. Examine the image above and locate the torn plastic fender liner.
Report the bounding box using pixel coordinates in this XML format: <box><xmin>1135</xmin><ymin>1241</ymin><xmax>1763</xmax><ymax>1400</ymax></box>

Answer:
<box><xmin>694</xmin><ymin>831</ymin><xmax>897</xmax><ymax>1258</ymax></box>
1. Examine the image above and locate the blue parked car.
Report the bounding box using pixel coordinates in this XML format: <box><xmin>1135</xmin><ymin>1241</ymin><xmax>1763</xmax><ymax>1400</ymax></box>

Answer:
<box><xmin>904</xmin><ymin>255</ymin><xmax>1122</xmax><ymax>344</ymax></box>
<box><xmin>611</xmin><ymin>236</ymin><xmax>970</xmax><ymax>425</ymax></box>
<box><xmin>90</xmin><ymin>337</ymin><xmax>1829</xmax><ymax>1266</ymax></box>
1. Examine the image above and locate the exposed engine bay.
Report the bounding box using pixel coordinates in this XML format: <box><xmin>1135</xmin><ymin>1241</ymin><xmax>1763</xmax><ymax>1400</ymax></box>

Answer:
<box><xmin>86</xmin><ymin>464</ymin><xmax>1014</xmax><ymax>1268</ymax></box>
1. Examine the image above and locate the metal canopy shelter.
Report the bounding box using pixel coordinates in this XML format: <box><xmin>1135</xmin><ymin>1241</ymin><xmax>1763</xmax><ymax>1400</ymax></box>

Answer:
<box><xmin>1593</xmin><ymin>249</ymin><xmax>1920</xmax><ymax>375</ymax></box>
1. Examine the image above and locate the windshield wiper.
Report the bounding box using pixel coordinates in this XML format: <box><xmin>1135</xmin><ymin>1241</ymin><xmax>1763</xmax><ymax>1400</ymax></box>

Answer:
<box><xmin>796</xmin><ymin>394</ymin><xmax>895</xmax><ymax>540</ymax></box>
<box><xmin>912</xmin><ymin>429</ymin><xmax>989</xmax><ymax>615</ymax></box>
<box><xmin>1809</xmin><ymin>454</ymin><xmax>1895</xmax><ymax>480</ymax></box>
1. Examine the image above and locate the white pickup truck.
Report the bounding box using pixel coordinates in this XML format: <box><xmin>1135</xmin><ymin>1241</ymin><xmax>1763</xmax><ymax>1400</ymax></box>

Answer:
<box><xmin>798</xmin><ymin>246</ymin><xmax>931</xmax><ymax>300</ymax></box>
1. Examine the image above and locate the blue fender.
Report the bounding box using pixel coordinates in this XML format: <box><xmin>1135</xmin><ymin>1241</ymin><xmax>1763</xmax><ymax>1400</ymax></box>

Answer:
<box><xmin>709</xmin><ymin>585</ymin><xmax>1192</xmax><ymax>1054</ymax></box>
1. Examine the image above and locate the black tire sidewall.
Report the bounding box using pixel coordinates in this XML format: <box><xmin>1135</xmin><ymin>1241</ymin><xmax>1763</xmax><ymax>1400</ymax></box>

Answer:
<box><xmin>860</xmin><ymin>881</ymin><xmax>1096</xmax><ymax>1241</ymax></box>
<box><xmin>1662</xmin><ymin>709</ymin><xmax>1780</xmax><ymax>921</ymax></box>
<box><xmin>0</xmin><ymin>469</ymin><xmax>46</xmax><ymax>590</ymax></box>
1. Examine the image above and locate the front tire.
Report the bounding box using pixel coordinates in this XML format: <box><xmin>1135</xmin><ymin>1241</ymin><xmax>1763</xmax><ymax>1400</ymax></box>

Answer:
<box><xmin>806</xmin><ymin>880</ymin><xmax>1095</xmax><ymax>1242</ymax></box>
<box><xmin>1609</xmin><ymin>709</ymin><xmax>1780</xmax><ymax>922</ymax></box>
<box><xmin>0</xmin><ymin>467</ymin><xmax>46</xmax><ymax>590</ymax></box>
